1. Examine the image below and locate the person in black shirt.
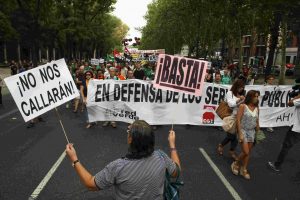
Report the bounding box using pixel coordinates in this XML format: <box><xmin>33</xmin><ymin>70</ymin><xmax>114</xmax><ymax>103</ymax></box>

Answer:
<box><xmin>133</xmin><ymin>62</ymin><xmax>145</xmax><ymax>80</ymax></box>
<box><xmin>10</xmin><ymin>60</ymin><xmax>18</xmax><ymax>75</ymax></box>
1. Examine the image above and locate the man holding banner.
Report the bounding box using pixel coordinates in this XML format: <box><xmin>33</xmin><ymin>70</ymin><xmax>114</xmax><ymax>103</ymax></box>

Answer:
<box><xmin>65</xmin><ymin>120</ymin><xmax>181</xmax><ymax>199</ymax></box>
<box><xmin>268</xmin><ymin>79</ymin><xmax>300</xmax><ymax>173</ymax></box>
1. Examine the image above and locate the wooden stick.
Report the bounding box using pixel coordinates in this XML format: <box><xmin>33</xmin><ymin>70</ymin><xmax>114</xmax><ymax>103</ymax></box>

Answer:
<box><xmin>54</xmin><ymin>107</ymin><xmax>70</xmax><ymax>144</ymax></box>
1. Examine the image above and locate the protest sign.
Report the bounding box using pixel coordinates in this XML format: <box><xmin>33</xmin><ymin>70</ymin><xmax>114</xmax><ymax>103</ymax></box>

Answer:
<box><xmin>91</xmin><ymin>58</ymin><xmax>100</xmax><ymax>65</ymax></box>
<box><xmin>153</xmin><ymin>54</ymin><xmax>208</xmax><ymax>96</ymax></box>
<box><xmin>86</xmin><ymin>79</ymin><xmax>294</xmax><ymax>127</ymax></box>
<box><xmin>129</xmin><ymin>49</ymin><xmax>165</xmax><ymax>62</ymax></box>
<box><xmin>4</xmin><ymin>59</ymin><xmax>79</xmax><ymax>122</ymax></box>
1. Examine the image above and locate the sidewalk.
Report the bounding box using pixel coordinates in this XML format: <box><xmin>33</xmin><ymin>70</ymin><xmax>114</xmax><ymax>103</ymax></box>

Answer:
<box><xmin>0</xmin><ymin>67</ymin><xmax>11</xmax><ymax>95</ymax></box>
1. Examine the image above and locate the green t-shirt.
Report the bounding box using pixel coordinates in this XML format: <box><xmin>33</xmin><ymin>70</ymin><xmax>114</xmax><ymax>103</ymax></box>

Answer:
<box><xmin>144</xmin><ymin>68</ymin><xmax>154</xmax><ymax>79</ymax></box>
<box><xmin>221</xmin><ymin>75</ymin><xmax>232</xmax><ymax>85</ymax></box>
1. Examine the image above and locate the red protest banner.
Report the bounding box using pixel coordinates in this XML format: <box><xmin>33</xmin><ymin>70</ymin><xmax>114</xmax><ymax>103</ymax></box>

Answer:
<box><xmin>153</xmin><ymin>54</ymin><xmax>208</xmax><ymax>96</ymax></box>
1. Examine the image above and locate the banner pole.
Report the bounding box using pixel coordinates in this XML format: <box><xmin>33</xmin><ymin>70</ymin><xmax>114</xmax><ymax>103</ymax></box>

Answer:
<box><xmin>171</xmin><ymin>93</ymin><xmax>181</xmax><ymax>130</ymax></box>
<box><xmin>54</xmin><ymin>107</ymin><xmax>70</xmax><ymax>144</ymax></box>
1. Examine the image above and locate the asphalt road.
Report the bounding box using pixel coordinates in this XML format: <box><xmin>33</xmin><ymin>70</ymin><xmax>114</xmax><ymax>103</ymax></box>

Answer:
<box><xmin>0</xmin><ymin>93</ymin><xmax>300</xmax><ymax>200</ymax></box>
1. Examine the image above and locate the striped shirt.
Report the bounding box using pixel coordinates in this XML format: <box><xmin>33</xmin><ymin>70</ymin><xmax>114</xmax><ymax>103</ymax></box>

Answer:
<box><xmin>94</xmin><ymin>150</ymin><xmax>177</xmax><ymax>200</ymax></box>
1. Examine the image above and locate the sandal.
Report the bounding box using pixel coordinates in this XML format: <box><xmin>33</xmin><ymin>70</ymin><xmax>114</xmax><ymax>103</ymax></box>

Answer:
<box><xmin>217</xmin><ymin>144</ymin><xmax>223</xmax><ymax>155</ymax></box>
<box><xmin>240</xmin><ymin>167</ymin><xmax>251</xmax><ymax>180</ymax></box>
<box><xmin>231</xmin><ymin>161</ymin><xmax>239</xmax><ymax>175</ymax></box>
<box><xmin>86</xmin><ymin>123</ymin><xmax>96</xmax><ymax>129</ymax></box>
<box><xmin>229</xmin><ymin>150</ymin><xmax>238</xmax><ymax>161</ymax></box>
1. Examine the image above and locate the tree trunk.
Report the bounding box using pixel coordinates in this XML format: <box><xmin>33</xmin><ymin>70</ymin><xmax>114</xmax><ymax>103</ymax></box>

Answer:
<box><xmin>220</xmin><ymin>37</ymin><xmax>225</xmax><ymax>60</ymax></box>
<box><xmin>46</xmin><ymin>47</ymin><xmax>49</xmax><ymax>61</ymax></box>
<box><xmin>279</xmin><ymin>15</ymin><xmax>287</xmax><ymax>85</ymax></box>
<box><xmin>266</xmin><ymin>12</ymin><xmax>281</xmax><ymax>79</ymax></box>
<box><xmin>297</xmin><ymin>33</ymin><xmax>300</xmax><ymax>65</ymax></box>
<box><xmin>248</xmin><ymin>28</ymin><xmax>257</xmax><ymax>65</ymax></box>
<box><xmin>53</xmin><ymin>48</ymin><xmax>56</xmax><ymax>60</ymax></box>
<box><xmin>238</xmin><ymin>36</ymin><xmax>243</xmax><ymax>71</ymax></box>
<box><xmin>17</xmin><ymin>42</ymin><xmax>21</xmax><ymax>63</ymax></box>
<box><xmin>3</xmin><ymin>42</ymin><xmax>7</xmax><ymax>64</ymax></box>
<box><xmin>32</xmin><ymin>41</ymin><xmax>38</xmax><ymax>67</ymax></box>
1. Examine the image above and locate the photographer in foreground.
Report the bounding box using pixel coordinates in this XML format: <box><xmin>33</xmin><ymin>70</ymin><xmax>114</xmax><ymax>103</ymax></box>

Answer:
<box><xmin>268</xmin><ymin>78</ymin><xmax>300</xmax><ymax>172</ymax></box>
<box><xmin>66</xmin><ymin>120</ymin><xmax>181</xmax><ymax>199</ymax></box>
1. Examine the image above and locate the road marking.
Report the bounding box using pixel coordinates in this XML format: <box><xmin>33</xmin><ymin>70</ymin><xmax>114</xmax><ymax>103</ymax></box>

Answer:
<box><xmin>28</xmin><ymin>151</ymin><xmax>66</xmax><ymax>200</ymax></box>
<box><xmin>199</xmin><ymin>148</ymin><xmax>242</xmax><ymax>200</ymax></box>
<box><xmin>0</xmin><ymin>108</ymin><xmax>18</xmax><ymax>120</ymax></box>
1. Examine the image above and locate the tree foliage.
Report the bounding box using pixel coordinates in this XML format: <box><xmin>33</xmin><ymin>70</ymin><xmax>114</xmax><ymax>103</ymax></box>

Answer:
<box><xmin>141</xmin><ymin>0</ymin><xmax>300</xmax><ymax>67</ymax></box>
<box><xmin>0</xmin><ymin>0</ymin><xmax>129</xmax><ymax>64</ymax></box>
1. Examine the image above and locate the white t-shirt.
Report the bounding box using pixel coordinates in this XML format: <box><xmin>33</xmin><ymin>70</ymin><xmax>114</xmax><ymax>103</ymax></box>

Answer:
<box><xmin>292</xmin><ymin>98</ymin><xmax>300</xmax><ymax>133</ymax></box>
<box><xmin>225</xmin><ymin>91</ymin><xmax>244</xmax><ymax>115</ymax></box>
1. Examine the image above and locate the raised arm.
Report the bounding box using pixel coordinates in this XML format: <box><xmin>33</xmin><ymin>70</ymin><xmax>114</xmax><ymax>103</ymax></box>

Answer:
<box><xmin>66</xmin><ymin>144</ymin><xmax>99</xmax><ymax>191</ymax></box>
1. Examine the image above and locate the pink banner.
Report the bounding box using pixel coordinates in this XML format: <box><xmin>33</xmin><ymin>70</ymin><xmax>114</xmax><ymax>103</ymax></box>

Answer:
<box><xmin>153</xmin><ymin>54</ymin><xmax>208</xmax><ymax>96</ymax></box>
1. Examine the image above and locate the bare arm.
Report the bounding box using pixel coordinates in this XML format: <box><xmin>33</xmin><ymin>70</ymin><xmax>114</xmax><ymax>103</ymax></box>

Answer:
<box><xmin>288</xmin><ymin>94</ymin><xmax>300</xmax><ymax>107</ymax></box>
<box><xmin>236</xmin><ymin>104</ymin><xmax>245</xmax><ymax>142</ymax></box>
<box><xmin>66</xmin><ymin>144</ymin><xmax>99</xmax><ymax>191</ymax></box>
<box><xmin>256</xmin><ymin>108</ymin><xmax>260</xmax><ymax>132</ymax></box>
<box><xmin>80</xmin><ymin>85</ymin><xmax>86</xmax><ymax>104</ymax></box>
<box><xmin>168</xmin><ymin>130</ymin><xmax>181</xmax><ymax>177</ymax></box>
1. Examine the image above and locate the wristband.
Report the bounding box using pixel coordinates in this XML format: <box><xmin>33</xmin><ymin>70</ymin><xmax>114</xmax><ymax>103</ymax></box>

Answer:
<box><xmin>72</xmin><ymin>160</ymin><xmax>80</xmax><ymax>167</ymax></box>
<box><xmin>170</xmin><ymin>148</ymin><xmax>177</xmax><ymax>152</ymax></box>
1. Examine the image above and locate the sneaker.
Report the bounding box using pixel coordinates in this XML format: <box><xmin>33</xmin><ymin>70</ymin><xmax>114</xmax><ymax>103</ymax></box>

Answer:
<box><xmin>102</xmin><ymin>121</ymin><xmax>109</xmax><ymax>127</ymax></box>
<box><xmin>266</xmin><ymin>127</ymin><xmax>274</xmax><ymax>133</ymax></box>
<box><xmin>217</xmin><ymin>144</ymin><xmax>223</xmax><ymax>155</ymax></box>
<box><xmin>267</xmin><ymin>161</ymin><xmax>281</xmax><ymax>172</ymax></box>
<box><xmin>240</xmin><ymin>167</ymin><xmax>251</xmax><ymax>180</ymax></box>
<box><xmin>231</xmin><ymin>161</ymin><xmax>239</xmax><ymax>175</ymax></box>
<box><xmin>229</xmin><ymin>150</ymin><xmax>238</xmax><ymax>161</ymax></box>
<box><xmin>111</xmin><ymin>122</ymin><xmax>117</xmax><ymax>128</ymax></box>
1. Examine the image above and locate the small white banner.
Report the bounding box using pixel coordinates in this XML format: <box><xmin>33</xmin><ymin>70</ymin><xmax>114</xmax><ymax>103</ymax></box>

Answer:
<box><xmin>4</xmin><ymin>59</ymin><xmax>79</xmax><ymax>122</ymax></box>
<box><xmin>91</xmin><ymin>58</ymin><xmax>100</xmax><ymax>65</ymax></box>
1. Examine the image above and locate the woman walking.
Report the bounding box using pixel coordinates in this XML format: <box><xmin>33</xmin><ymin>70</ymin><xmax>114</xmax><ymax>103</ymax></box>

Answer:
<box><xmin>231</xmin><ymin>90</ymin><xmax>260</xmax><ymax>180</ymax></box>
<box><xmin>217</xmin><ymin>79</ymin><xmax>245</xmax><ymax>160</ymax></box>
<box><xmin>80</xmin><ymin>70</ymin><xmax>96</xmax><ymax>129</ymax></box>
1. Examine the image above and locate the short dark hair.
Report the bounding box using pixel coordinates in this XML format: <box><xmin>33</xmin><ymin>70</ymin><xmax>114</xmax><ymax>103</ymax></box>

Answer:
<box><xmin>126</xmin><ymin>120</ymin><xmax>154</xmax><ymax>159</ymax></box>
<box><xmin>230</xmin><ymin>79</ymin><xmax>245</xmax><ymax>96</ymax></box>
<box><xmin>266</xmin><ymin>75</ymin><xmax>274</xmax><ymax>80</ymax></box>
<box><xmin>244</xmin><ymin>90</ymin><xmax>259</xmax><ymax>106</ymax></box>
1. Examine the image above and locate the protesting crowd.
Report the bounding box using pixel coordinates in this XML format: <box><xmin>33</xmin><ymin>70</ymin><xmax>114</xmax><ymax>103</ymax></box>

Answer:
<box><xmin>2</xmin><ymin>56</ymin><xmax>300</xmax><ymax>199</ymax></box>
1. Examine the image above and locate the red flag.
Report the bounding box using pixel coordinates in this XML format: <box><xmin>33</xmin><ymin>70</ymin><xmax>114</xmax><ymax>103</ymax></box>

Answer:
<box><xmin>113</xmin><ymin>49</ymin><xmax>120</xmax><ymax>57</ymax></box>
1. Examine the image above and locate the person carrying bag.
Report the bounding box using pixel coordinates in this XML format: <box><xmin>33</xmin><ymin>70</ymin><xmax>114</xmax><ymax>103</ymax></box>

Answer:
<box><xmin>217</xmin><ymin>79</ymin><xmax>245</xmax><ymax>160</ymax></box>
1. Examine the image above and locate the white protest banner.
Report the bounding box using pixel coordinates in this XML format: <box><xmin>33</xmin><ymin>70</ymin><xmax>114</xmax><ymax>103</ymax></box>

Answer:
<box><xmin>153</xmin><ymin>54</ymin><xmax>208</xmax><ymax>96</ymax></box>
<box><xmin>99</xmin><ymin>59</ymin><xmax>105</xmax><ymax>64</ymax></box>
<box><xmin>4</xmin><ymin>59</ymin><xmax>79</xmax><ymax>122</ymax></box>
<box><xmin>86</xmin><ymin>79</ymin><xmax>294</xmax><ymax>127</ymax></box>
<box><xmin>91</xmin><ymin>58</ymin><xmax>100</xmax><ymax>65</ymax></box>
